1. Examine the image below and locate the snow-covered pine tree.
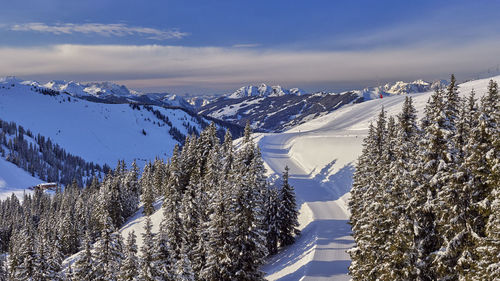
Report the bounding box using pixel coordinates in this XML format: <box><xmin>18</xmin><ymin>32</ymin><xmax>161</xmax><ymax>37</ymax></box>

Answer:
<box><xmin>264</xmin><ymin>186</ymin><xmax>280</xmax><ymax>255</ymax></box>
<box><xmin>348</xmin><ymin>123</ymin><xmax>377</xmax><ymax>280</ymax></box>
<box><xmin>152</xmin><ymin>158</ymin><xmax>165</xmax><ymax>197</ymax></box>
<box><xmin>229</xmin><ymin>128</ymin><xmax>268</xmax><ymax>281</ymax></box>
<box><xmin>119</xmin><ymin>231</ymin><xmax>140</xmax><ymax>281</ymax></box>
<box><xmin>92</xmin><ymin>213</ymin><xmax>124</xmax><ymax>281</ymax></box>
<box><xmin>381</xmin><ymin>96</ymin><xmax>420</xmax><ymax>280</ymax></box>
<box><xmin>349</xmin><ymin>108</ymin><xmax>388</xmax><ymax>280</ymax></box>
<box><xmin>277</xmin><ymin>166</ymin><xmax>300</xmax><ymax>247</ymax></box>
<box><xmin>0</xmin><ymin>254</ymin><xmax>7</xmax><ymax>281</ymax></box>
<box><xmin>411</xmin><ymin>88</ymin><xmax>448</xmax><ymax>281</ymax></box>
<box><xmin>180</xmin><ymin>165</ymin><xmax>202</xmax><ymax>273</ymax></box>
<box><xmin>153</xmin><ymin>214</ymin><xmax>175</xmax><ymax>281</ymax></box>
<box><xmin>471</xmin><ymin>80</ymin><xmax>499</xmax><ymax>280</ymax></box>
<box><xmin>139</xmin><ymin>216</ymin><xmax>157</xmax><ymax>281</ymax></box>
<box><xmin>201</xmin><ymin>144</ymin><xmax>234</xmax><ymax>281</ymax></box>
<box><xmin>71</xmin><ymin>232</ymin><xmax>95</xmax><ymax>281</ymax></box>
<box><xmin>162</xmin><ymin>145</ymin><xmax>185</xmax><ymax>261</ymax></box>
<box><xmin>11</xmin><ymin>227</ymin><xmax>41</xmax><ymax>281</ymax></box>
<box><xmin>140</xmin><ymin>162</ymin><xmax>155</xmax><ymax>216</ymax></box>
<box><xmin>175</xmin><ymin>243</ymin><xmax>195</xmax><ymax>281</ymax></box>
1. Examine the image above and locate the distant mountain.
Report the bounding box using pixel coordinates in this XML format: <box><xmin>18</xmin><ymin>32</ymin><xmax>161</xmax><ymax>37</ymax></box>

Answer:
<box><xmin>198</xmin><ymin>79</ymin><xmax>448</xmax><ymax>132</ymax></box>
<box><xmin>228</xmin><ymin>83</ymin><xmax>306</xmax><ymax>99</ymax></box>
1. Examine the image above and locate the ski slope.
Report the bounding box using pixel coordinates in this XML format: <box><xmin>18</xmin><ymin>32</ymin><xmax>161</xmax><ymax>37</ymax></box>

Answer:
<box><xmin>260</xmin><ymin>75</ymin><xmax>500</xmax><ymax>280</ymax></box>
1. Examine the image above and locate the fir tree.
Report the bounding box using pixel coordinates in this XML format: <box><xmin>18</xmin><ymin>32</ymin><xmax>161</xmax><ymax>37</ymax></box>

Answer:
<box><xmin>141</xmin><ymin>163</ymin><xmax>155</xmax><ymax>216</ymax></box>
<box><xmin>139</xmin><ymin>216</ymin><xmax>157</xmax><ymax>281</ymax></box>
<box><xmin>72</xmin><ymin>232</ymin><xmax>95</xmax><ymax>281</ymax></box>
<box><xmin>119</xmin><ymin>231</ymin><xmax>139</xmax><ymax>281</ymax></box>
<box><xmin>277</xmin><ymin>166</ymin><xmax>300</xmax><ymax>247</ymax></box>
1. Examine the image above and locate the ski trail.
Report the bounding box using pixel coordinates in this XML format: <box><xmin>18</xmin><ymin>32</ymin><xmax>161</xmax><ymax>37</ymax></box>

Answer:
<box><xmin>260</xmin><ymin>132</ymin><xmax>354</xmax><ymax>281</ymax></box>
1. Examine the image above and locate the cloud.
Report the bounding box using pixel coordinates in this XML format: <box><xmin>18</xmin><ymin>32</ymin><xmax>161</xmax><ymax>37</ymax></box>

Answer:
<box><xmin>10</xmin><ymin>23</ymin><xmax>188</xmax><ymax>40</ymax></box>
<box><xmin>232</xmin><ymin>43</ymin><xmax>261</xmax><ymax>48</ymax></box>
<box><xmin>1</xmin><ymin>41</ymin><xmax>500</xmax><ymax>93</ymax></box>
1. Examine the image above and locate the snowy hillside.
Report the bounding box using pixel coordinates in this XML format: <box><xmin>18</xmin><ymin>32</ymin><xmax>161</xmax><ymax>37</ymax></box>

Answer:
<box><xmin>0</xmin><ymin>157</ymin><xmax>42</xmax><ymax>200</ymax></box>
<box><xmin>0</xmin><ymin>78</ymin><xmax>227</xmax><ymax>168</ymax></box>
<box><xmin>259</xmin><ymin>75</ymin><xmax>498</xmax><ymax>280</ymax></box>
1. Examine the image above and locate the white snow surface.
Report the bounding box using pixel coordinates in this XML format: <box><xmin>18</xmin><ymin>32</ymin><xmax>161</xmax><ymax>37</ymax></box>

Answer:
<box><xmin>0</xmin><ymin>157</ymin><xmax>41</xmax><ymax>200</ymax></box>
<box><xmin>260</xmin><ymin>75</ymin><xmax>499</xmax><ymax>280</ymax></box>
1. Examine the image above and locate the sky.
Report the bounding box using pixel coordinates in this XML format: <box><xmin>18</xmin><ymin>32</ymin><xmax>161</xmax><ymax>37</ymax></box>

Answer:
<box><xmin>1</xmin><ymin>0</ymin><xmax>500</xmax><ymax>94</ymax></box>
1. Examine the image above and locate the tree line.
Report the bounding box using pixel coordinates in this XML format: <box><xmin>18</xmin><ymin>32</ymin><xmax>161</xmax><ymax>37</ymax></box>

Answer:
<box><xmin>0</xmin><ymin>119</ymin><xmax>108</xmax><ymax>186</ymax></box>
<box><xmin>349</xmin><ymin>76</ymin><xmax>499</xmax><ymax>280</ymax></box>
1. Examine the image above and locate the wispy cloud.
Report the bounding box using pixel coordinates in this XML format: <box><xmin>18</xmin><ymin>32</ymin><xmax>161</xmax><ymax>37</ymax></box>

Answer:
<box><xmin>10</xmin><ymin>23</ymin><xmax>188</xmax><ymax>40</ymax></box>
<box><xmin>1</xmin><ymin>41</ymin><xmax>500</xmax><ymax>92</ymax></box>
<box><xmin>232</xmin><ymin>43</ymin><xmax>261</xmax><ymax>48</ymax></box>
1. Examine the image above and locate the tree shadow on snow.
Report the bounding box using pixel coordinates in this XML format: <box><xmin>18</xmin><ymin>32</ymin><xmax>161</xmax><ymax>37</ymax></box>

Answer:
<box><xmin>288</xmin><ymin>161</ymin><xmax>355</xmax><ymax>203</ymax></box>
<box><xmin>263</xmin><ymin>219</ymin><xmax>352</xmax><ymax>280</ymax></box>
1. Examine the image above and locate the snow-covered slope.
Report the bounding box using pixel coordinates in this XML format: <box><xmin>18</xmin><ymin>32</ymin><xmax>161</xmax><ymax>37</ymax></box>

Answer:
<box><xmin>260</xmin><ymin>75</ymin><xmax>499</xmax><ymax>280</ymax></box>
<box><xmin>0</xmin><ymin>79</ymin><xmax>219</xmax><ymax>168</ymax></box>
<box><xmin>0</xmin><ymin>157</ymin><xmax>42</xmax><ymax>200</ymax></box>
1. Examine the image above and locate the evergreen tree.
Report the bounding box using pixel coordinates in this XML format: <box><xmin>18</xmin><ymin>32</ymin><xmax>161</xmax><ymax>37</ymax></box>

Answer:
<box><xmin>72</xmin><ymin>232</ymin><xmax>95</xmax><ymax>281</ymax></box>
<box><xmin>139</xmin><ymin>216</ymin><xmax>157</xmax><ymax>281</ymax></box>
<box><xmin>0</xmin><ymin>255</ymin><xmax>7</xmax><ymax>281</ymax></box>
<box><xmin>93</xmin><ymin>213</ymin><xmax>124</xmax><ymax>281</ymax></box>
<box><xmin>382</xmin><ymin>97</ymin><xmax>419</xmax><ymax>280</ymax></box>
<box><xmin>141</xmin><ymin>163</ymin><xmax>155</xmax><ymax>216</ymax></box>
<box><xmin>264</xmin><ymin>187</ymin><xmax>280</xmax><ymax>256</ymax></box>
<box><xmin>277</xmin><ymin>166</ymin><xmax>300</xmax><ymax>247</ymax></box>
<box><xmin>119</xmin><ymin>231</ymin><xmax>139</xmax><ymax>281</ymax></box>
<box><xmin>175</xmin><ymin>243</ymin><xmax>195</xmax><ymax>281</ymax></box>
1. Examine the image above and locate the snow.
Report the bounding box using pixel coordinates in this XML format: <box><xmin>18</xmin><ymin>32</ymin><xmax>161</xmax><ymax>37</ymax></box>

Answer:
<box><xmin>260</xmin><ymin>75</ymin><xmax>500</xmax><ymax>280</ymax></box>
<box><xmin>0</xmin><ymin>157</ymin><xmax>42</xmax><ymax>200</ymax></box>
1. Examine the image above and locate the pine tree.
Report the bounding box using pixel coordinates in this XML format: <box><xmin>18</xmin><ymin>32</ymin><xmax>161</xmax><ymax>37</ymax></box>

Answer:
<box><xmin>139</xmin><ymin>216</ymin><xmax>156</xmax><ymax>281</ymax></box>
<box><xmin>229</xmin><ymin>138</ymin><xmax>268</xmax><ymax>280</ymax></box>
<box><xmin>11</xmin><ymin>227</ymin><xmax>40</xmax><ymax>281</ymax></box>
<box><xmin>277</xmin><ymin>166</ymin><xmax>300</xmax><ymax>247</ymax></box>
<box><xmin>202</xmin><ymin>154</ymin><xmax>233</xmax><ymax>281</ymax></box>
<box><xmin>153</xmin><ymin>215</ymin><xmax>175</xmax><ymax>281</ymax></box>
<box><xmin>264</xmin><ymin>187</ymin><xmax>280</xmax><ymax>256</ymax></box>
<box><xmin>382</xmin><ymin>97</ymin><xmax>419</xmax><ymax>280</ymax></box>
<box><xmin>72</xmin><ymin>232</ymin><xmax>95</xmax><ymax>281</ymax></box>
<box><xmin>0</xmin><ymin>254</ymin><xmax>7</xmax><ymax>281</ymax></box>
<box><xmin>471</xmin><ymin>80</ymin><xmax>499</xmax><ymax>280</ymax></box>
<box><xmin>119</xmin><ymin>231</ymin><xmax>140</xmax><ymax>281</ymax></box>
<box><xmin>349</xmin><ymin>108</ymin><xmax>389</xmax><ymax>280</ymax></box>
<box><xmin>141</xmin><ymin>162</ymin><xmax>155</xmax><ymax>216</ymax></box>
<box><xmin>411</xmin><ymin>89</ymin><xmax>447</xmax><ymax>281</ymax></box>
<box><xmin>175</xmin><ymin>243</ymin><xmax>195</xmax><ymax>281</ymax></box>
<box><xmin>93</xmin><ymin>213</ymin><xmax>124</xmax><ymax>281</ymax></box>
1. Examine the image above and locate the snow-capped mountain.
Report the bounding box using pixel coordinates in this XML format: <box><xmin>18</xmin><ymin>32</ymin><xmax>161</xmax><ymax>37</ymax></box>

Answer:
<box><xmin>43</xmin><ymin>80</ymin><xmax>140</xmax><ymax>98</ymax></box>
<box><xmin>199</xmin><ymin>78</ymin><xmax>449</xmax><ymax>132</ymax></box>
<box><xmin>228</xmin><ymin>83</ymin><xmax>306</xmax><ymax>99</ymax></box>
<box><xmin>380</xmin><ymin>79</ymin><xmax>448</xmax><ymax>95</ymax></box>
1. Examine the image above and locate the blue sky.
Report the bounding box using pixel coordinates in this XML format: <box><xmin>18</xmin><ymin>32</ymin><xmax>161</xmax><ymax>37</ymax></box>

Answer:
<box><xmin>1</xmin><ymin>0</ymin><xmax>500</xmax><ymax>94</ymax></box>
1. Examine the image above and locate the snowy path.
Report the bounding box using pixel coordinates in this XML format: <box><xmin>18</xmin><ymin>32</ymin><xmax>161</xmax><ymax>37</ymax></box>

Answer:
<box><xmin>260</xmin><ymin>131</ymin><xmax>359</xmax><ymax>281</ymax></box>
